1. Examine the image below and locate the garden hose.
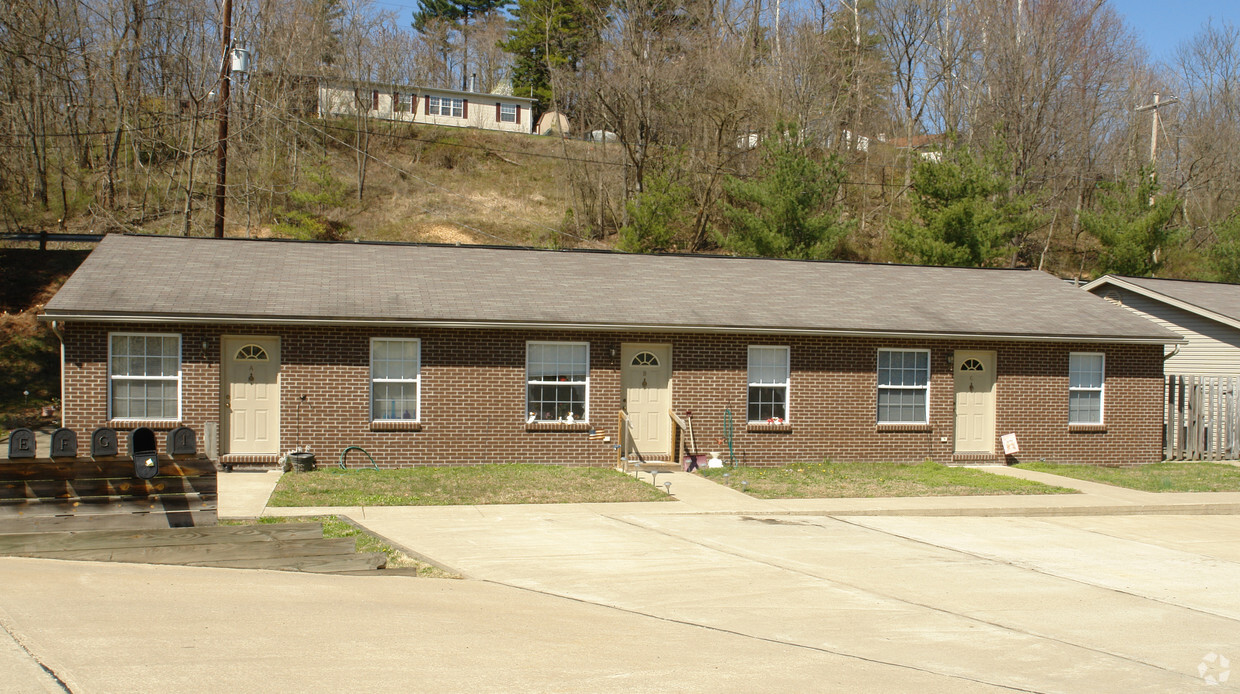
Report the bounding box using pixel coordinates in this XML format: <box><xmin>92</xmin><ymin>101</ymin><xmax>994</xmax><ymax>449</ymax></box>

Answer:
<box><xmin>337</xmin><ymin>445</ymin><xmax>380</xmax><ymax>471</ymax></box>
<box><xmin>724</xmin><ymin>408</ymin><xmax>737</xmax><ymax>467</ymax></box>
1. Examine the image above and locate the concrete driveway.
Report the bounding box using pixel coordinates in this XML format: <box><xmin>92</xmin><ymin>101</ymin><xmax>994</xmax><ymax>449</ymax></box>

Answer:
<box><xmin>348</xmin><ymin>500</ymin><xmax>1240</xmax><ymax>693</ymax></box>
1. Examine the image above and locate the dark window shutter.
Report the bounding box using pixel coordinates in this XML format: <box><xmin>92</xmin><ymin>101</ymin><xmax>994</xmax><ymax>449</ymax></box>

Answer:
<box><xmin>516</xmin><ymin>106</ymin><xmax>521</xmax><ymax>125</ymax></box>
<box><xmin>425</xmin><ymin>94</ymin><xmax>430</xmax><ymax>114</ymax></box>
<box><xmin>372</xmin><ymin>90</ymin><xmax>378</xmax><ymax>110</ymax></box>
<box><xmin>496</xmin><ymin>103</ymin><xmax>501</xmax><ymax>122</ymax></box>
<box><xmin>463</xmin><ymin>99</ymin><xmax>469</xmax><ymax>119</ymax></box>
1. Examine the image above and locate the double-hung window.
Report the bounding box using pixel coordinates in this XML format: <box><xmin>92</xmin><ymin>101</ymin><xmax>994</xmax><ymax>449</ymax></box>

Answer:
<box><xmin>1068</xmin><ymin>352</ymin><xmax>1104</xmax><ymax>425</ymax></box>
<box><xmin>499</xmin><ymin>103</ymin><xmax>518</xmax><ymax>123</ymax></box>
<box><xmin>877</xmin><ymin>349</ymin><xmax>929</xmax><ymax>424</ymax></box>
<box><xmin>428</xmin><ymin>96</ymin><xmax>463</xmax><ymax>118</ymax></box>
<box><xmin>526</xmin><ymin>342</ymin><xmax>589</xmax><ymax>422</ymax></box>
<box><xmin>109</xmin><ymin>333</ymin><xmax>181</xmax><ymax>420</ymax></box>
<box><xmin>748</xmin><ymin>346</ymin><xmax>789</xmax><ymax>423</ymax></box>
<box><xmin>371</xmin><ymin>338</ymin><xmax>420</xmax><ymax>421</ymax></box>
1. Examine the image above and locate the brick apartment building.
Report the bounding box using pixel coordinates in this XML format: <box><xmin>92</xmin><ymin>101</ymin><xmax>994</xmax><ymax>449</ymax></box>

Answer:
<box><xmin>41</xmin><ymin>235</ymin><xmax>1179</xmax><ymax>468</ymax></box>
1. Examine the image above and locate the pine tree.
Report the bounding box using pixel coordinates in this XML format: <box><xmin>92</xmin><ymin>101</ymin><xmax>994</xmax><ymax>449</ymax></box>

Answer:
<box><xmin>892</xmin><ymin>148</ymin><xmax>1042</xmax><ymax>267</ymax></box>
<box><xmin>501</xmin><ymin>0</ymin><xmax>601</xmax><ymax>107</ymax></box>
<box><xmin>1081</xmin><ymin>169</ymin><xmax>1180</xmax><ymax>277</ymax></box>
<box><xmin>714</xmin><ymin>129</ymin><xmax>854</xmax><ymax>260</ymax></box>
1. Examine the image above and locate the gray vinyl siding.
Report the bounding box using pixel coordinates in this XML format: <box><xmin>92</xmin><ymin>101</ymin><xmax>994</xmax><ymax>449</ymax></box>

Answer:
<box><xmin>1100</xmin><ymin>287</ymin><xmax>1240</xmax><ymax>376</ymax></box>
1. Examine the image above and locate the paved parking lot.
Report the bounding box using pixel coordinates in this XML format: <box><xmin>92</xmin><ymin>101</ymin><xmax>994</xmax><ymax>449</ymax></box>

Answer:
<box><xmin>3</xmin><ymin>467</ymin><xmax>1239</xmax><ymax>692</ymax></box>
<box><xmin>354</xmin><ymin>505</ymin><xmax>1240</xmax><ymax>693</ymax></box>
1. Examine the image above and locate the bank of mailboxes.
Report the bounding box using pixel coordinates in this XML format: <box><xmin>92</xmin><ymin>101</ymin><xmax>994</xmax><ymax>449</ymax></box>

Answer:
<box><xmin>7</xmin><ymin>426</ymin><xmax>198</xmax><ymax>479</ymax></box>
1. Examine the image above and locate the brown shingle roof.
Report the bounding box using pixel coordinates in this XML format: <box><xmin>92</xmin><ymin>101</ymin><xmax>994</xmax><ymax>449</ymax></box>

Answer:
<box><xmin>43</xmin><ymin>235</ymin><xmax>1179</xmax><ymax>342</ymax></box>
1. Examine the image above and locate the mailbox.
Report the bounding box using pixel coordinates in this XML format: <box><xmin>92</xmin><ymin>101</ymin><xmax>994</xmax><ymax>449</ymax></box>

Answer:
<box><xmin>50</xmin><ymin>428</ymin><xmax>78</xmax><ymax>458</ymax></box>
<box><xmin>128</xmin><ymin>427</ymin><xmax>159</xmax><ymax>479</ymax></box>
<box><xmin>91</xmin><ymin>427</ymin><xmax>119</xmax><ymax>457</ymax></box>
<box><xmin>166</xmin><ymin>427</ymin><xmax>197</xmax><ymax>456</ymax></box>
<box><xmin>7</xmin><ymin>428</ymin><xmax>35</xmax><ymax>459</ymax></box>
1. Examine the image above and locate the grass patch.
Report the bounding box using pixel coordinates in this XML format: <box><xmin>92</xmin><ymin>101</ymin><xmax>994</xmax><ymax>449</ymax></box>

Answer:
<box><xmin>221</xmin><ymin>516</ymin><xmax>459</xmax><ymax>578</ymax></box>
<box><xmin>1015</xmin><ymin>461</ymin><xmax>1240</xmax><ymax>492</ymax></box>
<box><xmin>269</xmin><ymin>464</ymin><xmax>672</xmax><ymax>507</ymax></box>
<box><xmin>700</xmin><ymin>461</ymin><xmax>1079</xmax><ymax>498</ymax></box>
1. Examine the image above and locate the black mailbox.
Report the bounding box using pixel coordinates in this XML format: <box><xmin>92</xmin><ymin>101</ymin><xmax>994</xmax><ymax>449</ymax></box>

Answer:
<box><xmin>91</xmin><ymin>427</ymin><xmax>119</xmax><ymax>457</ymax></box>
<box><xmin>50</xmin><ymin>428</ymin><xmax>78</xmax><ymax>458</ymax></box>
<box><xmin>7</xmin><ymin>428</ymin><xmax>35</xmax><ymax>459</ymax></box>
<box><xmin>128</xmin><ymin>427</ymin><xmax>159</xmax><ymax>479</ymax></box>
<box><xmin>166</xmin><ymin>426</ymin><xmax>197</xmax><ymax>456</ymax></box>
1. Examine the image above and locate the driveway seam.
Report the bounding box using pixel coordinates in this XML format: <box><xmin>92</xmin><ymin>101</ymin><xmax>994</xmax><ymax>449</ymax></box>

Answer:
<box><xmin>0</xmin><ymin>607</ymin><xmax>73</xmax><ymax>693</ymax></box>
<box><xmin>475</xmin><ymin>577</ymin><xmax>1046</xmax><ymax>694</ymax></box>
<box><xmin>831</xmin><ymin>515</ymin><xmax>1240</xmax><ymax>624</ymax></box>
<box><xmin>602</xmin><ymin>513</ymin><xmax>1200</xmax><ymax>685</ymax></box>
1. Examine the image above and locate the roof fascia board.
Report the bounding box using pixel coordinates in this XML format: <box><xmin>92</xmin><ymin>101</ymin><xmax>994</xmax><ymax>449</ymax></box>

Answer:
<box><xmin>1084</xmin><ymin>276</ymin><xmax>1240</xmax><ymax>333</ymax></box>
<box><xmin>319</xmin><ymin>78</ymin><xmax>536</xmax><ymax>103</ymax></box>
<box><xmin>38</xmin><ymin>312</ymin><xmax>1181</xmax><ymax>344</ymax></box>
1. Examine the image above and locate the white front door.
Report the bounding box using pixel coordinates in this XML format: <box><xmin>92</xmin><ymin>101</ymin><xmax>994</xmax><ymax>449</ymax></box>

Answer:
<box><xmin>621</xmin><ymin>344</ymin><xmax>672</xmax><ymax>455</ymax></box>
<box><xmin>954</xmin><ymin>350</ymin><xmax>996</xmax><ymax>454</ymax></box>
<box><xmin>222</xmin><ymin>337</ymin><xmax>281</xmax><ymax>455</ymax></box>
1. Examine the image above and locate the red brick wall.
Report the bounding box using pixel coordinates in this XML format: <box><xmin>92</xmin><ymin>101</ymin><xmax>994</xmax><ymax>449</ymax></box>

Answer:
<box><xmin>59</xmin><ymin>322</ymin><xmax>1166</xmax><ymax>467</ymax></box>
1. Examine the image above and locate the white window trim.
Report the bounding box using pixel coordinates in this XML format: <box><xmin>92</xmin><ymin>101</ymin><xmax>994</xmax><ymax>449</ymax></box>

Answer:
<box><xmin>876</xmin><ymin>348</ymin><xmax>930</xmax><ymax>425</ymax></box>
<box><xmin>747</xmin><ymin>345</ymin><xmax>790</xmax><ymax>423</ymax></box>
<box><xmin>499</xmin><ymin>103</ymin><xmax>518</xmax><ymax>123</ymax></box>
<box><xmin>428</xmin><ymin>95</ymin><xmax>464</xmax><ymax>118</ymax></box>
<box><xmin>370</xmin><ymin>338</ymin><xmax>422</xmax><ymax>422</ymax></box>
<box><xmin>526</xmin><ymin>341</ymin><xmax>590</xmax><ymax>423</ymax></box>
<box><xmin>107</xmin><ymin>332</ymin><xmax>182</xmax><ymax>421</ymax></box>
<box><xmin>1068</xmin><ymin>351</ymin><xmax>1105</xmax><ymax>425</ymax></box>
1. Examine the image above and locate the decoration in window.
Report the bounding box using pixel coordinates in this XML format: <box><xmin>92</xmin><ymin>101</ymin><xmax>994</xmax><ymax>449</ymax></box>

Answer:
<box><xmin>748</xmin><ymin>346</ymin><xmax>789</xmax><ymax>423</ymax></box>
<box><xmin>235</xmin><ymin>344</ymin><xmax>268</xmax><ymax>361</ymax></box>
<box><xmin>631</xmin><ymin>351</ymin><xmax>660</xmax><ymax>367</ymax></box>
<box><xmin>527</xmin><ymin>342</ymin><xmax>589</xmax><ymax>422</ymax></box>
<box><xmin>960</xmin><ymin>359</ymin><xmax>984</xmax><ymax>372</ymax></box>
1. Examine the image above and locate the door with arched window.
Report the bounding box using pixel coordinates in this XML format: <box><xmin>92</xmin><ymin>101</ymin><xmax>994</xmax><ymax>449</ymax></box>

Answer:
<box><xmin>621</xmin><ymin>344</ymin><xmax>672</xmax><ymax>454</ymax></box>
<box><xmin>222</xmin><ymin>336</ymin><xmax>281</xmax><ymax>455</ymax></box>
<box><xmin>953</xmin><ymin>350</ymin><xmax>996</xmax><ymax>454</ymax></box>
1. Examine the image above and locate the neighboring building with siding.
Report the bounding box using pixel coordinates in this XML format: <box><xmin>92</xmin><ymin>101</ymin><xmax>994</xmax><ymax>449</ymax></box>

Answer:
<box><xmin>317</xmin><ymin>78</ymin><xmax>535</xmax><ymax>134</ymax></box>
<box><xmin>1084</xmin><ymin>276</ymin><xmax>1240</xmax><ymax>376</ymax></box>
<box><xmin>42</xmin><ymin>235</ymin><xmax>1179</xmax><ymax>469</ymax></box>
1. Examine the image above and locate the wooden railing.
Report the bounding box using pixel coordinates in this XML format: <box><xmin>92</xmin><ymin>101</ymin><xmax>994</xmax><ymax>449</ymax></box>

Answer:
<box><xmin>616</xmin><ymin>410</ymin><xmax>630</xmax><ymax>470</ymax></box>
<box><xmin>669</xmin><ymin>410</ymin><xmax>687</xmax><ymax>467</ymax></box>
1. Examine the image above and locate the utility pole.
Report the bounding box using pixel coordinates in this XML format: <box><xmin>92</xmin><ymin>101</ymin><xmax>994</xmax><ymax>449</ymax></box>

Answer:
<box><xmin>213</xmin><ymin>0</ymin><xmax>233</xmax><ymax>239</ymax></box>
<box><xmin>1135</xmin><ymin>92</ymin><xmax>1179</xmax><ymax>165</ymax></box>
<box><xmin>1134</xmin><ymin>92</ymin><xmax>1179</xmax><ymax>207</ymax></box>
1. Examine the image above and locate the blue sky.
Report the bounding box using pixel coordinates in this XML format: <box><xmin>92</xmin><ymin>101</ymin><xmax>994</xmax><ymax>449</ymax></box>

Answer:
<box><xmin>1116</xmin><ymin>0</ymin><xmax>1235</xmax><ymax>62</ymax></box>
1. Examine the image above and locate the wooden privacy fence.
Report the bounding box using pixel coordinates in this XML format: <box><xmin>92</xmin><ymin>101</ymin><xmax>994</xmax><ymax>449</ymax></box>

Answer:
<box><xmin>1165</xmin><ymin>374</ymin><xmax>1240</xmax><ymax>461</ymax></box>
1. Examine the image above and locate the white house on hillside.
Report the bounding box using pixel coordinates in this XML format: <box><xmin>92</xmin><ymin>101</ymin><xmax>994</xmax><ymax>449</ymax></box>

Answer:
<box><xmin>318</xmin><ymin>78</ymin><xmax>536</xmax><ymax>135</ymax></box>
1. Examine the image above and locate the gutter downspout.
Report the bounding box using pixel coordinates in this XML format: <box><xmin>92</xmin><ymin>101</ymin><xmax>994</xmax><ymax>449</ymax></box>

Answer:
<box><xmin>49</xmin><ymin>319</ymin><xmax>65</xmax><ymax>428</ymax></box>
<box><xmin>1163</xmin><ymin>344</ymin><xmax>1181</xmax><ymax>361</ymax></box>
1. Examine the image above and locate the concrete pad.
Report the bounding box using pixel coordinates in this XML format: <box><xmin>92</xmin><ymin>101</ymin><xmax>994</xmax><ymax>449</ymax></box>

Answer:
<box><xmin>0</xmin><ymin>557</ymin><xmax>1006</xmax><ymax>693</ymax></box>
<box><xmin>356</xmin><ymin>507</ymin><xmax>1230</xmax><ymax>692</ymax></box>
<box><xmin>844</xmin><ymin>515</ymin><xmax>1240</xmax><ymax>620</ymax></box>
<box><xmin>217</xmin><ymin>469</ymin><xmax>282</xmax><ymax>519</ymax></box>
<box><xmin>0</xmin><ymin>611</ymin><xmax>64</xmax><ymax>694</ymax></box>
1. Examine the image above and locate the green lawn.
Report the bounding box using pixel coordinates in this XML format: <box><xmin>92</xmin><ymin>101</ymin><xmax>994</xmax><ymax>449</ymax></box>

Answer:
<box><xmin>1015</xmin><ymin>461</ymin><xmax>1240</xmax><ymax>492</ymax></box>
<box><xmin>269</xmin><ymin>464</ymin><xmax>672</xmax><ymax>507</ymax></box>
<box><xmin>700</xmin><ymin>461</ymin><xmax>1079</xmax><ymax>498</ymax></box>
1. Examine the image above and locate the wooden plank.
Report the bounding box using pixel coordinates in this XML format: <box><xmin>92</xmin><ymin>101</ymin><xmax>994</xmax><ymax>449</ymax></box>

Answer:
<box><xmin>0</xmin><ymin>495</ymin><xmax>215</xmax><ymax>518</ymax></box>
<box><xmin>0</xmin><ymin>523</ymin><xmax>322</xmax><ymax>553</ymax></box>
<box><xmin>1174</xmin><ymin>376</ymin><xmax>1185</xmax><ymax>460</ymax></box>
<box><xmin>192</xmin><ymin>552</ymin><xmax>387</xmax><ymax>573</ymax></box>
<box><xmin>0</xmin><ymin>456</ymin><xmax>216</xmax><ymax>482</ymax></box>
<box><xmin>0</xmin><ymin>510</ymin><xmax>217</xmax><ymax>534</ymax></box>
<box><xmin>0</xmin><ymin>475</ymin><xmax>217</xmax><ymax>501</ymax></box>
<box><xmin>11</xmin><ymin>537</ymin><xmax>356</xmax><ymax>564</ymax></box>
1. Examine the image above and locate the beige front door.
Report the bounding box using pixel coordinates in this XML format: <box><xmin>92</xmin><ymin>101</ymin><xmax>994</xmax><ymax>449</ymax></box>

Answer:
<box><xmin>621</xmin><ymin>344</ymin><xmax>672</xmax><ymax>455</ymax></box>
<box><xmin>222</xmin><ymin>337</ymin><xmax>281</xmax><ymax>455</ymax></box>
<box><xmin>954</xmin><ymin>350</ymin><xmax>996</xmax><ymax>453</ymax></box>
